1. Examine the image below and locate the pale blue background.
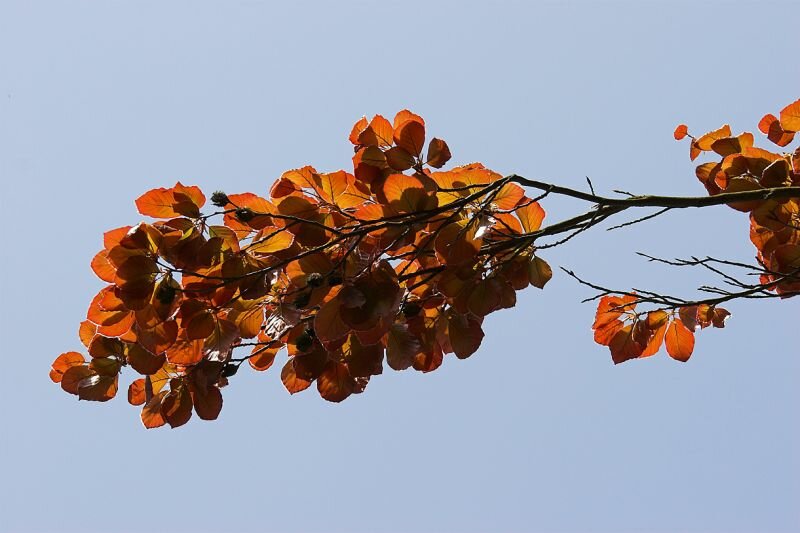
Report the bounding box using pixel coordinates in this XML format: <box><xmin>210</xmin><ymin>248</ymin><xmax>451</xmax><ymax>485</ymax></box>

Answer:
<box><xmin>1</xmin><ymin>2</ymin><xmax>799</xmax><ymax>532</ymax></box>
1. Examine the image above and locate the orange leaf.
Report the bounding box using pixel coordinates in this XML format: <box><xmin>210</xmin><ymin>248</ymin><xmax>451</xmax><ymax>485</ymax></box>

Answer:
<box><xmin>673</xmin><ymin>124</ymin><xmax>688</xmax><ymax>141</ymax></box>
<box><xmin>779</xmin><ymin>98</ymin><xmax>800</xmax><ymax>132</ymax></box>
<box><xmin>281</xmin><ymin>360</ymin><xmax>312</xmax><ymax>394</ymax></box>
<box><xmin>723</xmin><ymin>177</ymin><xmax>764</xmax><ymax>212</ymax></box>
<box><xmin>516</xmin><ymin>201</ymin><xmax>545</xmax><ymax>233</ymax></box>
<box><xmin>608</xmin><ymin>325</ymin><xmax>643</xmax><ymax>364</ymax></box>
<box><xmin>383</xmin><ymin>173</ymin><xmax>435</xmax><ymax>214</ymax></box>
<box><xmin>135</xmin><ymin>182</ymin><xmax>204</xmax><ymax>219</ymax></box>
<box><xmin>230</xmin><ymin>300</ymin><xmax>265</xmax><ymax>339</ymax></box>
<box><xmin>249</xmin><ymin>345</ymin><xmax>278</xmax><ymax>371</ymax></box>
<box><xmin>426</xmin><ymin>138</ymin><xmax>451</xmax><ymax>168</ymax></box>
<box><xmin>50</xmin><ymin>352</ymin><xmax>86</xmax><ymax>383</ymax></box>
<box><xmin>665</xmin><ymin>320</ymin><xmax>695</xmax><ymax>362</ymax></box>
<box><xmin>640</xmin><ymin>311</ymin><xmax>669</xmax><ymax>357</ymax></box>
<box><xmin>385</xmin><ymin>146</ymin><xmax>416</xmax><ymax>171</ymax></box>
<box><xmin>493</xmin><ymin>183</ymin><xmax>525</xmax><ymax>210</ymax></box>
<box><xmin>316</xmin><ymin>170</ymin><xmax>361</xmax><ymax>209</ymax></box>
<box><xmin>357</xmin><ymin>115</ymin><xmax>394</xmax><ymax>147</ymax></box>
<box><xmin>393</xmin><ymin>110</ymin><xmax>425</xmax><ymax>130</ymax></box>
<box><xmin>126</xmin><ymin>344</ymin><xmax>166</xmax><ymax>375</ymax></box>
<box><xmin>78</xmin><ymin>320</ymin><xmax>97</xmax><ymax>348</ymax></box>
<box><xmin>758</xmin><ymin>114</ymin><xmax>778</xmax><ymax>135</ymax></box>
<box><xmin>141</xmin><ymin>391</ymin><xmax>167</xmax><ymax>429</ymax></box>
<box><xmin>349</xmin><ymin>116</ymin><xmax>368</xmax><ymax>145</ymax></box>
<box><xmin>695</xmin><ymin>124</ymin><xmax>732</xmax><ymax>151</ymax></box>
<box><xmin>128</xmin><ymin>378</ymin><xmax>146</xmax><ymax>406</ymax></box>
<box><xmin>760</xmin><ymin>114</ymin><xmax>796</xmax><ymax>147</ymax></box>
<box><xmin>165</xmin><ymin>337</ymin><xmax>204</xmax><ymax>366</ymax></box>
<box><xmin>248</xmin><ymin>227</ymin><xmax>295</xmax><ymax>255</ymax></box>
<box><xmin>393</xmin><ymin>119</ymin><xmax>426</xmax><ymax>156</ymax></box>
<box><xmin>91</xmin><ymin>251</ymin><xmax>116</xmax><ymax>282</ymax></box>
<box><xmin>593</xmin><ymin>294</ymin><xmax>637</xmax><ymax>331</ymax></box>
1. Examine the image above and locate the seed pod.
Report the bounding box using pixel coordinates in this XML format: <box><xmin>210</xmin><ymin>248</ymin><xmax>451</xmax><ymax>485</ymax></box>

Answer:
<box><xmin>306</xmin><ymin>272</ymin><xmax>324</xmax><ymax>288</ymax></box>
<box><xmin>235</xmin><ymin>207</ymin><xmax>255</xmax><ymax>222</ymax></box>
<box><xmin>211</xmin><ymin>191</ymin><xmax>229</xmax><ymax>207</ymax></box>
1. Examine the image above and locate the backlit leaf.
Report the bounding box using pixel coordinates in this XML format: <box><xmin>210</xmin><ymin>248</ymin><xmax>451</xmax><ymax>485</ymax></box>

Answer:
<box><xmin>317</xmin><ymin>361</ymin><xmax>357</xmax><ymax>402</ymax></box>
<box><xmin>779</xmin><ymin>98</ymin><xmax>800</xmax><ymax>132</ymax></box>
<box><xmin>141</xmin><ymin>391</ymin><xmax>167</xmax><ymax>429</ymax></box>
<box><xmin>665</xmin><ymin>320</ymin><xmax>695</xmax><ymax>362</ymax></box>
<box><xmin>426</xmin><ymin>138</ymin><xmax>452</xmax><ymax>168</ymax></box>
<box><xmin>50</xmin><ymin>352</ymin><xmax>86</xmax><ymax>383</ymax></box>
<box><xmin>528</xmin><ymin>256</ymin><xmax>552</xmax><ymax>289</ymax></box>
<box><xmin>447</xmin><ymin>312</ymin><xmax>484</xmax><ymax>359</ymax></box>
<box><xmin>162</xmin><ymin>385</ymin><xmax>193</xmax><ymax>428</ymax></box>
<box><xmin>393</xmin><ymin>119</ymin><xmax>425</xmax><ymax>156</ymax></box>
<box><xmin>673</xmin><ymin>124</ymin><xmax>688</xmax><ymax>140</ymax></box>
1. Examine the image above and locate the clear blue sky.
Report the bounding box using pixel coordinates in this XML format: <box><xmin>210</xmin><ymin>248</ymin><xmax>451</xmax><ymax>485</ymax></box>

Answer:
<box><xmin>2</xmin><ymin>2</ymin><xmax>799</xmax><ymax>532</ymax></box>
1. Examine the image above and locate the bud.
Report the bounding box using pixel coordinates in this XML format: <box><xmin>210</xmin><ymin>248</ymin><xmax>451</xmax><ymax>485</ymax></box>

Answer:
<box><xmin>156</xmin><ymin>284</ymin><xmax>176</xmax><ymax>305</ymax></box>
<box><xmin>235</xmin><ymin>207</ymin><xmax>255</xmax><ymax>222</ymax></box>
<box><xmin>401</xmin><ymin>301</ymin><xmax>421</xmax><ymax>317</ymax></box>
<box><xmin>292</xmin><ymin>291</ymin><xmax>311</xmax><ymax>309</ymax></box>
<box><xmin>295</xmin><ymin>331</ymin><xmax>313</xmax><ymax>353</ymax></box>
<box><xmin>221</xmin><ymin>363</ymin><xmax>239</xmax><ymax>377</ymax></box>
<box><xmin>306</xmin><ymin>272</ymin><xmax>324</xmax><ymax>288</ymax></box>
<box><xmin>210</xmin><ymin>191</ymin><xmax>229</xmax><ymax>207</ymax></box>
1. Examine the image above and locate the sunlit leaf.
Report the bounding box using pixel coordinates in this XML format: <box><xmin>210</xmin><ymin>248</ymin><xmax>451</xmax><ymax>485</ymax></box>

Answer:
<box><xmin>528</xmin><ymin>256</ymin><xmax>552</xmax><ymax>289</ymax></box>
<box><xmin>673</xmin><ymin>124</ymin><xmax>688</xmax><ymax>141</ymax></box>
<box><xmin>665</xmin><ymin>320</ymin><xmax>695</xmax><ymax>362</ymax></box>
<box><xmin>426</xmin><ymin>138</ymin><xmax>452</xmax><ymax>168</ymax></box>
<box><xmin>50</xmin><ymin>352</ymin><xmax>85</xmax><ymax>383</ymax></box>
<box><xmin>317</xmin><ymin>361</ymin><xmax>358</xmax><ymax>402</ymax></box>
<box><xmin>779</xmin><ymin>98</ymin><xmax>800</xmax><ymax>132</ymax></box>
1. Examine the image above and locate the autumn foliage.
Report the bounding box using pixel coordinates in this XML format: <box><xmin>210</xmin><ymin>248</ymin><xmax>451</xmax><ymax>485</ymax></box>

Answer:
<box><xmin>52</xmin><ymin>99</ymin><xmax>800</xmax><ymax>428</ymax></box>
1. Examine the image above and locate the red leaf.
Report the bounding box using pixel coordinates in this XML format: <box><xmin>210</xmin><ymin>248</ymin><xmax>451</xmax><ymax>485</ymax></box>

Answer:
<box><xmin>673</xmin><ymin>124</ymin><xmax>688</xmax><ymax>141</ymax></box>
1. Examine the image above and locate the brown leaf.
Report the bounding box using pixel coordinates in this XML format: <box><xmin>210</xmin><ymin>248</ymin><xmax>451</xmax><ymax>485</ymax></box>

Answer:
<box><xmin>317</xmin><ymin>361</ymin><xmax>357</xmax><ymax>402</ymax></box>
